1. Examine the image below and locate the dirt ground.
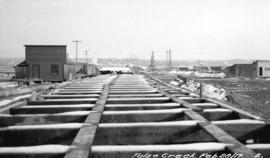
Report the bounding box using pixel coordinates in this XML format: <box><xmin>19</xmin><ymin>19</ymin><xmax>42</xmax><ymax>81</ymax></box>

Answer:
<box><xmin>199</xmin><ymin>79</ymin><xmax>270</xmax><ymax>121</ymax></box>
<box><xmin>148</xmin><ymin>72</ymin><xmax>270</xmax><ymax>121</ymax></box>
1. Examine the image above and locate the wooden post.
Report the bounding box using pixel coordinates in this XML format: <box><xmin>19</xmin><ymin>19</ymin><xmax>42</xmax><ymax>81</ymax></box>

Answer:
<box><xmin>31</xmin><ymin>91</ymin><xmax>36</xmax><ymax>101</ymax></box>
<box><xmin>200</xmin><ymin>82</ymin><xmax>203</xmax><ymax>98</ymax></box>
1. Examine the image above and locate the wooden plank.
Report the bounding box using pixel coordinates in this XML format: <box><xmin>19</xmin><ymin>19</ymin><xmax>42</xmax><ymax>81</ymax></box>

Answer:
<box><xmin>106</xmin><ymin>97</ymin><xmax>170</xmax><ymax>104</ymax></box>
<box><xmin>64</xmin><ymin>83</ymin><xmax>111</xmax><ymax>158</ymax></box>
<box><xmin>143</xmin><ymin>73</ymin><xmax>201</xmax><ymax>111</ymax></box>
<box><xmin>0</xmin><ymin>113</ymin><xmax>91</xmax><ymax>126</ymax></box>
<box><xmin>105</xmin><ymin>103</ymin><xmax>180</xmax><ymax>111</ymax></box>
<box><xmin>109</xmin><ymin>94</ymin><xmax>163</xmax><ymax>98</ymax></box>
<box><xmin>109</xmin><ymin>91</ymin><xmax>157</xmax><ymax>94</ymax></box>
<box><xmin>213</xmin><ymin>119</ymin><xmax>266</xmax><ymax>139</ymax></box>
<box><xmin>101</xmin><ymin>109</ymin><xmax>189</xmax><ymax>123</ymax></box>
<box><xmin>206</xmin><ymin>98</ymin><xmax>265</xmax><ymax>121</ymax></box>
<box><xmin>158</xmin><ymin>89</ymin><xmax>201</xmax><ymax>111</ymax></box>
<box><xmin>91</xmin><ymin>143</ymin><xmax>228</xmax><ymax>158</ymax></box>
<box><xmin>28</xmin><ymin>98</ymin><xmax>97</xmax><ymax>105</ymax></box>
<box><xmin>184</xmin><ymin>110</ymin><xmax>257</xmax><ymax>157</ymax></box>
<box><xmin>143</xmin><ymin>73</ymin><xmax>259</xmax><ymax>157</ymax></box>
<box><xmin>94</xmin><ymin>121</ymin><xmax>213</xmax><ymax>145</ymax></box>
<box><xmin>42</xmin><ymin>94</ymin><xmax>100</xmax><ymax>99</ymax></box>
<box><xmin>51</xmin><ymin>91</ymin><xmax>101</xmax><ymax>95</ymax></box>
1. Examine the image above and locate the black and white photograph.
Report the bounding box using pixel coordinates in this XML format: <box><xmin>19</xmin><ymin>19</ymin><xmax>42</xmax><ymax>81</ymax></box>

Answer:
<box><xmin>0</xmin><ymin>0</ymin><xmax>270</xmax><ymax>158</ymax></box>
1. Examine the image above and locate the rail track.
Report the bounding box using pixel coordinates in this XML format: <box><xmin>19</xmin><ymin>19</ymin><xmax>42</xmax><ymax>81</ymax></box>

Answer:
<box><xmin>0</xmin><ymin>73</ymin><xmax>270</xmax><ymax>158</ymax></box>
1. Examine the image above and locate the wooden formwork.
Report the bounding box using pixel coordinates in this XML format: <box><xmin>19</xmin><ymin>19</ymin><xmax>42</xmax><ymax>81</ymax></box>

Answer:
<box><xmin>0</xmin><ymin>73</ymin><xmax>269</xmax><ymax>158</ymax></box>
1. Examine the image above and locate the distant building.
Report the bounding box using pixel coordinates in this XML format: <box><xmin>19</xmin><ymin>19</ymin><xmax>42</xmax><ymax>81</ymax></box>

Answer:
<box><xmin>193</xmin><ymin>66</ymin><xmax>209</xmax><ymax>72</ymax></box>
<box><xmin>252</xmin><ymin>60</ymin><xmax>270</xmax><ymax>78</ymax></box>
<box><xmin>178</xmin><ymin>67</ymin><xmax>189</xmax><ymax>71</ymax></box>
<box><xmin>210</xmin><ymin>66</ymin><xmax>222</xmax><ymax>72</ymax></box>
<box><xmin>225</xmin><ymin>64</ymin><xmax>253</xmax><ymax>78</ymax></box>
<box><xmin>225</xmin><ymin>60</ymin><xmax>270</xmax><ymax>78</ymax></box>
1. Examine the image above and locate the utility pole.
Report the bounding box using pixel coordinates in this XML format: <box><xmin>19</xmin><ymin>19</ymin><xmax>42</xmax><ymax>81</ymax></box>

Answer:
<box><xmin>168</xmin><ymin>49</ymin><xmax>172</xmax><ymax>71</ymax></box>
<box><xmin>148</xmin><ymin>51</ymin><xmax>155</xmax><ymax>71</ymax></box>
<box><xmin>72</xmin><ymin>40</ymin><xmax>82</xmax><ymax>73</ymax></box>
<box><xmin>85</xmin><ymin>50</ymin><xmax>88</xmax><ymax>64</ymax></box>
<box><xmin>166</xmin><ymin>50</ymin><xmax>168</xmax><ymax>69</ymax></box>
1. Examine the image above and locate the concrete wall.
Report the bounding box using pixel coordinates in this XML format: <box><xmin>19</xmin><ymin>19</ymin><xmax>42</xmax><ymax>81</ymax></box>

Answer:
<box><xmin>25</xmin><ymin>46</ymin><xmax>66</xmax><ymax>81</ymax></box>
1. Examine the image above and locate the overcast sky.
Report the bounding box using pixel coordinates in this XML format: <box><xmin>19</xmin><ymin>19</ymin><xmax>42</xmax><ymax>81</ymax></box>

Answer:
<box><xmin>1</xmin><ymin>0</ymin><xmax>270</xmax><ymax>60</ymax></box>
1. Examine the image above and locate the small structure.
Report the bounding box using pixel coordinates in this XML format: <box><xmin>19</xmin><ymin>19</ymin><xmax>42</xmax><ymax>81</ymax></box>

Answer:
<box><xmin>225</xmin><ymin>60</ymin><xmax>270</xmax><ymax>78</ymax></box>
<box><xmin>210</xmin><ymin>66</ymin><xmax>222</xmax><ymax>72</ymax></box>
<box><xmin>178</xmin><ymin>67</ymin><xmax>189</xmax><ymax>71</ymax></box>
<box><xmin>14</xmin><ymin>61</ymin><xmax>28</xmax><ymax>79</ymax></box>
<box><xmin>193</xmin><ymin>65</ymin><xmax>209</xmax><ymax>72</ymax></box>
<box><xmin>25</xmin><ymin>45</ymin><xmax>67</xmax><ymax>81</ymax></box>
<box><xmin>225</xmin><ymin>64</ymin><xmax>253</xmax><ymax>78</ymax></box>
<box><xmin>15</xmin><ymin>45</ymin><xmax>99</xmax><ymax>82</ymax></box>
<box><xmin>252</xmin><ymin>60</ymin><xmax>270</xmax><ymax>78</ymax></box>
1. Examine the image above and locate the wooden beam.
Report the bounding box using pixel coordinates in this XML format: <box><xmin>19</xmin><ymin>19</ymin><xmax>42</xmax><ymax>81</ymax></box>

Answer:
<box><xmin>105</xmin><ymin>103</ymin><xmax>180</xmax><ymax>111</ymax></box>
<box><xmin>94</xmin><ymin>121</ymin><xmax>214</xmax><ymax>145</ymax></box>
<box><xmin>64</xmin><ymin>77</ymin><xmax>114</xmax><ymax>158</ymax></box>
<box><xmin>28</xmin><ymin>98</ymin><xmax>97</xmax><ymax>105</ymax></box>
<box><xmin>143</xmin><ymin>72</ymin><xmax>259</xmax><ymax>157</ymax></box>
<box><xmin>91</xmin><ymin>143</ymin><xmax>229</xmax><ymax>158</ymax></box>
<box><xmin>42</xmin><ymin>94</ymin><xmax>100</xmax><ymax>99</ymax></box>
<box><xmin>106</xmin><ymin>97</ymin><xmax>170</xmax><ymax>104</ymax></box>
<box><xmin>158</xmin><ymin>89</ymin><xmax>201</xmax><ymax>111</ymax></box>
<box><xmin>185</xmin><ymin>110</ymin><xmax>257</xmax><ymax>157</ymax></box>
<box><xmin>206</xmin><ymin>98</ymin><xmax>265</xmax><ymax>121</ymax></box>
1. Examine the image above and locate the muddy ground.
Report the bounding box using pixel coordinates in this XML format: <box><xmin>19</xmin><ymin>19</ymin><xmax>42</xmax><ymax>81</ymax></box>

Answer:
<box><xmin>199</xmin><ymin>79</ymin><xmax>270</xmax><ymax>121</ymax></box>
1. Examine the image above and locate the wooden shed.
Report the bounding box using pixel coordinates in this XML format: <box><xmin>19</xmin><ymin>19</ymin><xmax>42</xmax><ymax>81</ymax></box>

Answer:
<box><xmin>14</xmin><ymin>60</ymin><xmax>28</xmax><ymax>79</ymax></box>
<box><xmin>225</xmin><ymin>64</ymin><xmax>253</xmax><ymax>78</ymax></box>
<box><xmin>25</xmin><ymin>45</ymin><xmax>67</xmax><ymax>82</ymax></box>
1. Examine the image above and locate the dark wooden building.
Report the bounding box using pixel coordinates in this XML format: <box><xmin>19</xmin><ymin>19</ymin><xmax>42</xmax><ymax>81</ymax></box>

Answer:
<box><xmin>178</xmin><ymin>67</ymin><xmax>189</xmax><ymax>71</ymax></box>
<box><xmin>210</xmin><ymin>66</ymin><xmax>222</xmax><ymax>72</ymax></box>
<box><xmin>225</xmin><ymin>60</ymin><xmax>270</xmax><ymax>78</ymax></box>
<box><xmin>14</xmin><ymin>61</ymin><xmax>28</xmax><ymax>79</ymax></box>
<box><xmin>15</xmin><ymin>45</ymin><xmax>99</xmax><ymax>82</ymax></box>
<box><xmin>25</xmin><ymin>45</ymin><xmax>67</xmax><ymax>81</ymax></box>
<box><xmin>225</xmin><ymin>64</ymin><xmax>253</xmax><ymax>78</ymax></box>
<box><xmin>193</xmin><ymin>65</ymin><xmax>209</xmax><ymax>72</ymax></box>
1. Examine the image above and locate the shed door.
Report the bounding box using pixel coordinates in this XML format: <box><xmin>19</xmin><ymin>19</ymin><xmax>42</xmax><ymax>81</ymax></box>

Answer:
<box><xmin>32</xmin><ymin>64</ymin><xmax>40</xmax><ymax>79</ymax></box>
<box><xmin>259</xmin><ymin>67</ymin><xmax>263</xmax><ymax>76</ymax></box>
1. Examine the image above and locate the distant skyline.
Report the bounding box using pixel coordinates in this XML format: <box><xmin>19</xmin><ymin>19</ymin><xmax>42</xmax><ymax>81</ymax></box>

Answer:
<box><xmin>1</xmin><ymin>0</ymin><xmax>270</xmax><ymax>60</ymax></box>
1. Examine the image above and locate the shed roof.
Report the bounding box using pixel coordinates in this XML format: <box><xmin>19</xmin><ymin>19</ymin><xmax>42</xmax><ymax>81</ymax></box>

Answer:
<box><xmin>24</xmin><ymin>45</ymin><xmax>66</xmax><ymax>47</ymax></box>
<box><xmin>252</xmin><ymin>60</ymin><xmax>270</xmax><ymax>64</ymax></box>
<box><xmin>14</xmin><ymin>60</ymin><xmax>27</xmax><ymax>67</ymax></box>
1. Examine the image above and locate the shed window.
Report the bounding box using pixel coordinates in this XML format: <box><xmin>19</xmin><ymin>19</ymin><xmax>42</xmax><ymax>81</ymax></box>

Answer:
<box><xmin>51</xmin><ymin>65</ymin><xmax>59</xmax><ymax>75</ymax></box>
